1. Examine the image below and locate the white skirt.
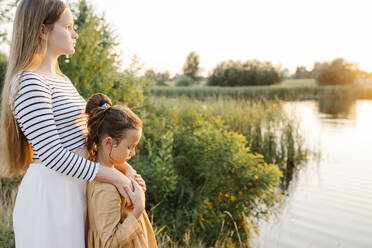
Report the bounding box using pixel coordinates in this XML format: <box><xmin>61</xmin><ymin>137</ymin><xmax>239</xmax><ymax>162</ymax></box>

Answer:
<box><xmin>13</xmin><ymin>163</ymin><xmax>87</xmax><ymax>248</ymax></box>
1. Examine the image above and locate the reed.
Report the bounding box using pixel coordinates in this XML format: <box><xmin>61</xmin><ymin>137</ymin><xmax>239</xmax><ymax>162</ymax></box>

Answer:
<box><xmin>148</xmin><ymin>96</ymin><xmax>308</xmax><ymax>187</ymax></box>
<box><xmin>150</xmin><ymin>84</ymin><xmax>372</xmax><ymax>101</ymax></box>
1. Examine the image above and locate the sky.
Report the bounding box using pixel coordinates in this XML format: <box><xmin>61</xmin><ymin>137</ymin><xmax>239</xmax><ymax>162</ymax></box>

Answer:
<box><xmin>88</xmin><ymin>0</ymin><xmax>372</xmax><ymax>76</ymax></box>
<box><xmin>3</xmin><ymin>0</ymin><xmax>372</xmax><ymax>76</ymax></box>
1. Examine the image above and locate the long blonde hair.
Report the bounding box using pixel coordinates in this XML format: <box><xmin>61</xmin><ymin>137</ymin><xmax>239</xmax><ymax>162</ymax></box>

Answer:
<box><xmin>0</xmin><ymin>0</ymin><xmax>66</xmax><ymax>177</ymax></box>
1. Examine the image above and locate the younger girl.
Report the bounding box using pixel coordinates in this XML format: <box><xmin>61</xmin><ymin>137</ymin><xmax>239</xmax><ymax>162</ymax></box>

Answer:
<box><xmin>80</xmin><ymin>93</ymin><xmax>157</xmax><ymax>248</ymax></box>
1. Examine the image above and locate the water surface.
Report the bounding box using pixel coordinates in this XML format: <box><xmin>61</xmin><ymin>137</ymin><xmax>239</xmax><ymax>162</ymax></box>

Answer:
<box><xmin>252</xmin><ymin>100</ymin><xmax>372</xmax><ymax>248</ymax></box>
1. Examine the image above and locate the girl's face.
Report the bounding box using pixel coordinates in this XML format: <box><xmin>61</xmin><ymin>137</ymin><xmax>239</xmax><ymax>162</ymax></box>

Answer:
<box><xmin>109</xmin><ymin>129</ymin><xmax>142</xmax><ymax>166</ymax></box>
<box><xmin>46</xmin><ymin>7</ymin><xmax>78</xmax><ymax>56</ymax></box>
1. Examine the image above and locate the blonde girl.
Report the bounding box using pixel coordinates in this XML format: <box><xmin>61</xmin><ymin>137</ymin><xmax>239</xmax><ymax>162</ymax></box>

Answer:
<box><xmin>0</xmin><ymin>0</ymin><xmax>138</xmax><ymax>247</ymax></box>
<box><xmin>80</xmin><ymin>93</ymin><xmax>156</xmax><ymax>248</ymax></box>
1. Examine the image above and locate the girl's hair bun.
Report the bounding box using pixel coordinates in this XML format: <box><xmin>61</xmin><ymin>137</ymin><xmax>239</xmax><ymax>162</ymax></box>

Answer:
<box><xmin>85</xmin><ymin>93</ymin><xmax>112</xmax><ymax>117</ymax></box>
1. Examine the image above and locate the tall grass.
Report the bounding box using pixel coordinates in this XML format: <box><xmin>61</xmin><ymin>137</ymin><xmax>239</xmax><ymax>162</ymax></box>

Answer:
<box><xmin>0</xmin><ymin>177</ymin><xmax>20</xmax><ymax>248</ymax></box>
<box><xmin>150</xmin><ymin>84</ymin><xmax>372</xmax><ymax>101</ymax></box>
<box><xmin>146</xmin><ymin>96</ymin><xmax>308</xmax><ymax>190</ymax></box>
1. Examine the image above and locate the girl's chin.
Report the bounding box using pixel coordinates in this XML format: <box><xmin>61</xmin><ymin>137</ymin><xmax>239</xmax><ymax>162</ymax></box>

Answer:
<box><xmin>59</xmin><ymin>52</ymin><xmax>74</xmax><ymax>58</ymax></box>
<box><xmin>65</xmin><ymin>48</ymin><xmax>75</xmax><ymax>55</ymax></box>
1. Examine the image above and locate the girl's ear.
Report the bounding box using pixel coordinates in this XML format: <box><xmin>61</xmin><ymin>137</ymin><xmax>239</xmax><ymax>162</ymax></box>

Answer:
<box><xmin>40</xmin><ymin>24</ymin><xmax>48</xmax><ymax>40</ymax></box>
<box><xmin>102</xmin><ymin>136</ymin><xmax>113</xmax><ymax>148</ymax></box>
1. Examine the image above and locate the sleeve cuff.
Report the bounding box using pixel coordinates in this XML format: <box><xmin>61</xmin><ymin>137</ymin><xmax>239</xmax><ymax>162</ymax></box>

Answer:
<box><xmin>89</xmin><ymin>162</ymin><xmax>100</xmax><ymax>181</ymax></box>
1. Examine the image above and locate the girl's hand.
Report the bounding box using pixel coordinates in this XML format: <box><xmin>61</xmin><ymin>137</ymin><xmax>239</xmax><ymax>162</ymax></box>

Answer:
<box><xmin>115</xmin><ymin>162</ymin><xmax>136</xmax><ymax>177</ymax></box>
<box><xmin>124</xmin><ymin>180</ymin><xmax>145</xmax><ymax>218</ymax></box>
<box><xmin>134</xmin><ymin>174</ymin><xmax>146</xmax><ymax>192</ymax></box>
<box><xmin>124</xmin><ymin>162</ymin><xmax>137</xmax><ymax>179</ymax></box>
<box><xmin>118</xmin><ymin>162</ymin><xmax>146</xmax><ymax>192</ymax></box>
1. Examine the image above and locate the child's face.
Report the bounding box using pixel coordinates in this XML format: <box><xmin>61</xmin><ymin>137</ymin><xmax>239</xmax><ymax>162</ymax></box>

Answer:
<box><xmin>109</xmin><ymin>129</ymin><xmax>142</xmax><ymax>166</ymax></box>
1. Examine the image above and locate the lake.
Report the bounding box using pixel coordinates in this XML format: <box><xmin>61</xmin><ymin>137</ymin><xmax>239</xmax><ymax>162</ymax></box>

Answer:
<box><xmin>252</xmin><ymin>100</ymin><xmax>372</xmax><ymax>248</ymax></box>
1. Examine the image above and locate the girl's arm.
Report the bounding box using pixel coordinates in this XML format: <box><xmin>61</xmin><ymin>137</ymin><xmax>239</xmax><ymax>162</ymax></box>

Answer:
<box><xmin>90</xmin><ymin>184</ymin><xmax>144</xmax><ymax>247</ymax></box>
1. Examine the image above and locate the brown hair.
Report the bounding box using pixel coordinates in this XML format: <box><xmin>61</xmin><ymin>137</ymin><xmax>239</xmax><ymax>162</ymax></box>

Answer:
<box><xmin>85</xmin><ymin>93</ymin><xmax>143</xmax><ymax>161</ymax></box>
<box><xmin>0</xmin><ymin>0</ymin><xmax>67</xmax><ymax>177</ymax></box>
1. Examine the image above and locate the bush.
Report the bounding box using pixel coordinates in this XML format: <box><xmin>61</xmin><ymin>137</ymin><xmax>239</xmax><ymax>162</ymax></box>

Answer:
<box><xmin>311</xmin><ymin>58</ymin><xmax>358</xmax><ymax>85</ymax></box>
<box><xmin>106</xmin><ymin>58</ymin><xmax>146</xmax><ymax>110</ymax></box>
<box><xmin>292</xmin><ymin>66</ymin><xmax>311</xmax><ymax>79</ymax></box>
<box><xmin>143</xmin><ymin>70</ymin><xmax>170</xmax><ymax>86</ymax></box>
<box><xmin>208</xmin><ymin>60</ymin><xmax>283</xmax><ymax>86</ymax></box>
<box><xmin>175</xmin><ymin>75</ymin><xmax>194</xmax><ymax>87</ymax></box>
<box><xmin>133</xmin><ymin>101</ymin><xmax>283</xmax><ymax>245</ymax></box>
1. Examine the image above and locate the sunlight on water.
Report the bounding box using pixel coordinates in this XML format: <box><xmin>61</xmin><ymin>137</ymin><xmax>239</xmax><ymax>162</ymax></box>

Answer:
<box><xmin>252</xmin><ymin>100</ymin><xmax>372</xmax><ymax>248</ymax></box>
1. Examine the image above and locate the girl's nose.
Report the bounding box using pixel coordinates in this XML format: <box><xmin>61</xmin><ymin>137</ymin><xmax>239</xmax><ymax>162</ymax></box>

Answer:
<box><xmin>72</xmin><ymin>30</ymin><xmax>79</xmax><ymax>40</ymax></box>
<box><xmin>130</xmin><ymin>149</ymin><xmax>136</xmax><ymax>157</ymax></box>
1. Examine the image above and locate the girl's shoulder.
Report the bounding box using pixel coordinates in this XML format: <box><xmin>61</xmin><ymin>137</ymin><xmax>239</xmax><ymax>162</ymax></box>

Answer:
<box><xmin>18</xmin><ymin>71</ymin><xmax>69</xmax><ymax>84</ymax></box>
<box><xmin>13</xmin><ymin>71</ymin><xmax>48</xmax><ymax>84</ymax></box>
<box><xmin>87</xmin><ymin>180</ymin><xmax>121</xmax><ymax>205</ymax></box>
<box><xmin>10</xmin><ymin>71</ymin><xmax>51</xmax><ymax>104</ymax></box>
<box><xmin>88</xmin><ymin>180</ymin><xmax>118</xmax><ymax>195</ymax></box>
<box><xmin>13</xmin><ymin>71</ymin><xmax>50</xmax><ymax>90</ymax></box>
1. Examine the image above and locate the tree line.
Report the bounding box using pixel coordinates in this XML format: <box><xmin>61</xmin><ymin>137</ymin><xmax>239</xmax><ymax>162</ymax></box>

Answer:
<box><xmin>1</xmin><ymin>0</ymin><xmax>370</xmax><ymax>90</ymax></box>
<box><xmin>144</xmin><ymin>52</ymin><xmax>367</xmax><ymax>87</ymax></box>
<box><xmin>0</xmin><ymin>0</ymin><xmax>369</xmax><ymax>90</ymax></box>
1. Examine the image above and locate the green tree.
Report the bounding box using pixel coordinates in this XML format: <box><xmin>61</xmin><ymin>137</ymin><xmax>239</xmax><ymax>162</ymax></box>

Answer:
<box><xmin>59</xmin><ymin>0</ymin><xmax>145</xmax><ymax>109</ymax></box>
<box><xmin>144</xmin><ymin>69</ymin><xmax>156</xmax><ymax>85</ymax></box>
<box><xmin>292</xmin><ymin>66</ymin><xmax>310</xmax><ymax>79</ymax></box>
<box><xmin>59</xmin><ymin>0</ymin><xmax>119</xmax><ymax>97</ymax></box>
<box><xmin>183</xmin><ymin>51</ymin><xmax>201</xmax><ymax>81</ymax></box>
<box><xmin>155</xmin><ymin>71</ymin><xmax>170</xmax><ymax>86</ymax></box>
<box><xmin>107</xmin><ymin>56</ymin><xmax>146</xmax><ymax>110</ymax></box>
<box><xmin>208</xmin><ymin>59</ymin><xmax>282</xmax><ymax>86</ymax></box>
<box><xmin>0</xmin><ymin>52</ymin><xmax>7</xmax><ymax>90</ymax></box>
<box><xmin>144</xmin><ymin>69</ymin><xmax>170</xmax><ymax>86</ymax></box>
<box><xmin>311</xmin><ymin>58</ymin><xmax>358</xmax><ymax>85</ymax></box>
<box><xmin>0</xmin><ymin>0</ymin><xmax>18</xmax><ymax>43</ymax></box>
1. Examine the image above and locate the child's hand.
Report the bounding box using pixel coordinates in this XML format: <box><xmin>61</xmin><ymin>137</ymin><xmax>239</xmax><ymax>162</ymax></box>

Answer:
<box><xmin>125</xmin><ymin>162</ymin><xmax>137</xmax><ymax>179</ymax></box>
<box><xmin>124</xmin><ymin>180</ymin><xmax>145</xmax><ymax>218</ymax></box>
<box><xmin>115</xmin><ymin>162</ymin><xmax>136</xmax><ymax>177</ymax></box>
<box><xmin>120</xmin><ymin>162</ymin><xmax>146</xmax><ymax>192</ymax></box>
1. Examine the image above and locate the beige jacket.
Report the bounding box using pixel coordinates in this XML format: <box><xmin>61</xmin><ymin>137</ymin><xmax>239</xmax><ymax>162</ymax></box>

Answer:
<box><xmin>86</xmin><ymin>181</ymin><xmax>157</xmax><ymax>248</ymax></box>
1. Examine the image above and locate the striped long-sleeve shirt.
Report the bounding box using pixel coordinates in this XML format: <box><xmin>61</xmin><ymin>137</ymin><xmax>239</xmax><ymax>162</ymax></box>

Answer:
<box><xmin>11</xmin><ymin>71</ymin><xmax>99</xmax><ymax>181</ymax></box>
